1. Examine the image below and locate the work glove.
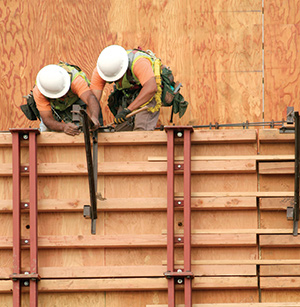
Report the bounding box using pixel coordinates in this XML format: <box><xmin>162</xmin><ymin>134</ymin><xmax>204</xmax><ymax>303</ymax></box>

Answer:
<box><xmin>114</xmin><ymin>108</ymin><xmax>131</xmax><ymax>124</ymax></box>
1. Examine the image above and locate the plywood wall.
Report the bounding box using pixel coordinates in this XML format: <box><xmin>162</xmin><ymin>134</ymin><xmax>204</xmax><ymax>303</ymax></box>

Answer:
<box><xmin>0</xmin><ymin>0</ymin><xmax>297</xmax><ymax>130</ymax></box>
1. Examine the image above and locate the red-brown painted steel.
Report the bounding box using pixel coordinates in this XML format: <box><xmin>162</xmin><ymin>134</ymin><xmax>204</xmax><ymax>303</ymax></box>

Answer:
<box><xmin>166</xmin><ymin>128</ymin><xmax>175</xmax><ymax>306</ymax></box>
<box><xmin>29</xmin><ymin>131</ymin><xmax>38</xmax><ymax>306</ymax></box>
<box><xmin>165</xmin><ymin>126</ymin><xmax>193</xmax><ymax>307</ymax></box>
<box><xmin>184</xmin><ymin>129</ymin><xmax>192</xmax><ymax>306</ymax></box>
<box><xmin>11</xmin><ymin>132</ymin><xmax>21</xmax><ymax>307</ymax></box>
<box><xmin>10</xmin><ymin>129</ymin><xmax>40</xmax><ymax>307</ymax></box>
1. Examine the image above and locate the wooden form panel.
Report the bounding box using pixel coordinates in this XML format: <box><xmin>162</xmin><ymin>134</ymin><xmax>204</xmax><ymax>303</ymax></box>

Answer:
<box><xmin>2</xmin><ymin>128</ymin><xmax>300</xmax><ymax>305</ymax></box>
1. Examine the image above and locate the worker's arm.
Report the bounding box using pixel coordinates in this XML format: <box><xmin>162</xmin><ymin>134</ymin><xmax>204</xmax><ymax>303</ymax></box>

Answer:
<box><xmin>40</xmin><ymin>111</ymin><xmax>80</xmax><ymax>136</ymax></box>
<box><xmin>79</xmin><ymin>90</ymin><xmax>102</xmax><ymax>128</ymax></box>
<box><xmin>113</xmin><ymin>77</ymin><xmax>157</xmax><ymax>124</ymax></box>
<box><xmin>127</xmin><ymin>77</ymin><xmax>157</xmax><ymax>111</ymax></box>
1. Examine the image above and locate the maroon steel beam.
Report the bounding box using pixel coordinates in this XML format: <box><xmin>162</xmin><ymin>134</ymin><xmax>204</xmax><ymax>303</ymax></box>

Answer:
<box><xmin>184</xmin><ymin>128</ymin><xmax>193</xmax><ymax>306</ymax></box>
<box><xmin>11</xmin><ymin>132</ymin><xmax>21</xmax><ymax>307</ymax></box>
<box><xmin>29</xmin><ymin>131</ymin><xmax>39</xmax><ymax>306</ymax></box>
<box><xmin>10</xmin><ymin>129</ymin><xmax>40</xmax><ymax>307</ymax></box>
<box><xmin>166</xmin><ymin>128</ymin><xmax>175</xmax><ymax>306</ymax></box>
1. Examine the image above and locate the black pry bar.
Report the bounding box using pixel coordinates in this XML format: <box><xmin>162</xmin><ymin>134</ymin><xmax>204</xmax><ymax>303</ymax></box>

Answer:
<box><xmin>80</xmin><ymin>109</ymin><xmax>98</xmax><ymax>235</ymax></box>
<box><xmin>293</xmin><ymin>111</ymin><xmax>300</xmax><ymax>236</ymax></box>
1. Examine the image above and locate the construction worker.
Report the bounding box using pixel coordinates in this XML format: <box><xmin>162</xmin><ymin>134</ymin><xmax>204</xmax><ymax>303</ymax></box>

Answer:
<box><xmin>90</xmin><ymin>45</ymin><xmax>161</xmax><ymax>131</ymax></box>
<box><xmin>32</xmin><ymin>62</ymin><xmax>102</xmax><ymax>136</ymax></box>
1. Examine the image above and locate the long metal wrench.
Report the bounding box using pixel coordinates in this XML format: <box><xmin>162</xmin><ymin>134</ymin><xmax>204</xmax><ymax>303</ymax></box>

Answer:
<box><xmin>80</xmin><ymin>109</ymin><xmax>98</xmax><ymax>234</ymax></box>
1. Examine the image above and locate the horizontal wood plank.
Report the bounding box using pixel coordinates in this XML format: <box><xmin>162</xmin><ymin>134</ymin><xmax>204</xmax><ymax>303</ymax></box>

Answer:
<box><xmin>0</xmin><ymin>276</ymin><xmax>257</xmax><ymax>293</ymax></box>
<box><xmin>147</xmin><ymin>303</ymin><xmax>300</xmax><ymax>307</ymax></box>
<box><xmin>179</xmin><ymin>192</ymin><xmax>294</xmax><ymax>198</ymax></box>
<box><xmin>259</xmin><ymin>197</ymin><xmax>293</xmax><ymax>210</ymax></box>
<box><xmin>260</xmin><ymin>235</ymin><xmax>300</xmax><ymax>247</ymax></box>
<box><xmin>259</xmin><ymin>129</ymin><xmax>295</xmax><ymax>143</ymax></box>
<box><xmin>260</xmin><ymin>265</ymin><xmax>300</xmax><ymax>276</ymax></box>
<box><xmin>165</xmin><ymin>260</ymin><xmax>300</xmax><ymax>265</ymax></box>
<box><xmin>0</xmin><ymin>264</ymin><xmax>256</xmax><ymax>279</ymax></box>
<box><xmin>162</xmin><ymin>229</ymin><xmax>294</xmax><ymax>235</ymax></box>
<box><xmin>0</xmin><ymin>160</ymin><xmax>256</xmax><ymax>176</ymax></box>
<box><xmin>0</xmin><ymin>233</ymin><xmax>256</xmax><ymax>249</ymax></box>
<box><xmin>0</xmin><ymin>197</ymin><xmax>257</xmax><ymax>212</ymax></box>
<box><xmin>0</xmin><ymin>130</ymin><xmax>257</xmax><ymax>147</ymax></box>
<box><xmin>259</xmin><ymin>162</ymin><xmax>294</xmax><ymax>174</ymax></box>
<box><xmin>260</xmin><ymin>277</ymin><xmax>300</xmax><ymax>289</ymax></box>
<box><xmin>149</xmin><ymin>155</ymin><xmax>294</xmax><ymax>162</ymax></box>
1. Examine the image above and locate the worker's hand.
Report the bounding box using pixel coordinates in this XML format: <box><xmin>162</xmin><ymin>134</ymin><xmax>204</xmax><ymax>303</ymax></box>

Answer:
<box><xmin>63</xmin><ymin>123</ymin><xmax>80</xmax><ymax>136</ymax></box>
<box><xmin>114</xmin><ymin>108</ymin><xmax>131</xmax><ymax>124</ymax></box>
<box><xmin>90</xmin><ymin>115</ymin><xmax>101</xmax><ymax>131</ymax></box>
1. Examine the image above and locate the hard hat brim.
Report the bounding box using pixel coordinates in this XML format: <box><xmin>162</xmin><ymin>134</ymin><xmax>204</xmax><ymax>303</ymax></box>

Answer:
<box><xmin>36</xmin><ymin>65</ymin><xmax>71</xmax><ymax>99</ymax></box>
<box><xmin>97</xmin><ymin>46</ymin><xmax>129</xmax><ymax>82</ymax></box>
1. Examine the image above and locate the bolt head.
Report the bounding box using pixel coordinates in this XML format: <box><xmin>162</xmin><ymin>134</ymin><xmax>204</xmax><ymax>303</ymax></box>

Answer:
<box><xmin>178</xmin><ymin>165</ymin><xmax>181</xmax><ymax>168</ymax></box>
<box><xmin>24</xmin><ymin>204</ymin><xmax>28</xmax><ymax>208</ymax></box>
<box><xmin>23</xmin><ymin>135</ymin><xmax>29</xmax><ymax>140</ymax></box>
<box><xmin>177</xmin><ymin>201</ymin><xmax>181</xmax><ymax>205</ymax></box>
<box><xmin>24</xmin><ymin>281</ymin><xmax>29</xmax><ymax>286</ymax></box>
<box><xmin>177</xmin><ymin>269</ymin><xmax>182</xmax><ymax>273</ymax></box>
<box><xmin>24</xmin><ymin>167</ymin><xmax>28</xmax><ymax>171</ymax></box>
<box><xmin>177</xmin><ymin>279</ymin><xmax>183</xmax><ymax>284</ymax></box>
<box><xmin>24</xmin><ymin>240</ymin><xmax>29</xmax><ymax>244</ymax></box>
<box><xmin>24</xmin><ymin>272</ymin><xmax>29</xmax><ymax>275</ymax></box>
<box><xmin>177</xmin><ymin>132</ymin><xmax>183</xmax><ymax>138</ymax></box>
<box><xmin>178</xmin><ymin>238</ymin><xmax>182</xmax><ymax>242</ymax></box>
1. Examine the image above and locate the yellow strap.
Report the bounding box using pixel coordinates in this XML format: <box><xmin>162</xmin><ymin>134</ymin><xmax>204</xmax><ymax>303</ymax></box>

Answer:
<box><xmin>140</xmin><ymin>58</ymin><xmax>162</xmax><ymax>113</ymax></box>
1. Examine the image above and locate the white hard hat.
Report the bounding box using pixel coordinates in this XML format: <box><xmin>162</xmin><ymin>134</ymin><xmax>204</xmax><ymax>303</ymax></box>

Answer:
<box><xmin>97</xmin><ymin>45</ymin><xmax>128</xmax><ymax>82</ymax></box>
<box><xmin>36</xmin><ymin>65</ymin><xmax>71</xmax><ymax>98</ymax></box>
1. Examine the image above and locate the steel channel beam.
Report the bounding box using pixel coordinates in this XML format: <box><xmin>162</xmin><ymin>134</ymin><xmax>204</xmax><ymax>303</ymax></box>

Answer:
<box><xmin>11</xmin><ymin>132</ymin><xmax>21</xmax><ymax>307</ymax></box>
<box><xmin>183</xmin><ymin>128</ymin><xmax>193</xmax><ymax>306</ymax></box>
<box><xmin>29</xmin><ymin>131</ymin><xmax>39</xmax><ymax>306</ymax></box>
<box><xmin>166</xmin><ymin>128</ymin><xmax>175</xmax><ymax>306</ymax></box>
<box><xmin>294</xmin><ymin>112</ymin><xmax>300</xmax><ymax>236</ymax></box>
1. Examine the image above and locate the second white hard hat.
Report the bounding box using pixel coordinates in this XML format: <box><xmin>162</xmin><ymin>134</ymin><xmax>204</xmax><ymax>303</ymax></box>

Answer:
<box><xmin>36</xmin><ymin>65</ymin><xmax>71</xmax><ymax>98</ymax></box>
<box><xmin>97</xmin><ymin>45</ymin><xmax>128</xmax><ymax>82</ymax></box>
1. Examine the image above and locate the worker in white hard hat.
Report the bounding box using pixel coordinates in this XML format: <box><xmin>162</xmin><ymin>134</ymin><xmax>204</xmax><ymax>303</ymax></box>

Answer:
<box><xmin>90</xmin><ymin>45</ymin><xmax>161</xmax><ymax>131</ymax></box>
<box><xmin>32</xmin><ymin>62</ymin><xmax>102</xmax><ymax>136</ymax></box>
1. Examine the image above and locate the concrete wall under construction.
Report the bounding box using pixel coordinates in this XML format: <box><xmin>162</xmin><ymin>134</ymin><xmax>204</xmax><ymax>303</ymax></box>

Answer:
<box><xmin>0</xmin><ymin>128</ymin><xmax>299</xmax><ymax>306</ymax></box>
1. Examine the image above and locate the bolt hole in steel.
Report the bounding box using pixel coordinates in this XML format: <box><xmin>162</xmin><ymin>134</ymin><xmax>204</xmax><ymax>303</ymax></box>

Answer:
<box><xmin>26</xmin><ymin>225</ymin><xmax>30</xmax><ymax>229</ymax></box>
<box><xmin>178</xmin><ymin>222</ymin><xmax>183</xmax><ymax>227</ymax></box>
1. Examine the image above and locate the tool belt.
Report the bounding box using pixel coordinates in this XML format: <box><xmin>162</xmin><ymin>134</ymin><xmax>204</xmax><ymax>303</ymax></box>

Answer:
<box><xmin>160</xmin><ymin>66</ymin><xmax>188</xmax><ymax>119</ymax></box>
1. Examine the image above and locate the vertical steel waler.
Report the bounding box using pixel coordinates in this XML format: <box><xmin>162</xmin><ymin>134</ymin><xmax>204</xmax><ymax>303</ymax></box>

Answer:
<box><xmin>164</xmin><ymin>126</ymin><xmax>194</xmax><ymax>307</ymax></box>
<box><xmin>9</xmin><ymin>128</ymin><xmax>40</xmax><ymax>306</ymax></box>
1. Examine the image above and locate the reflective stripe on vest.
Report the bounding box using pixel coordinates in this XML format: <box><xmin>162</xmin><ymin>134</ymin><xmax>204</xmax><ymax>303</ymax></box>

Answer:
<box><xmin>115</xmin><ymin>50</ymin><xmax>154</xmax><ymax>90</ymax></box>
